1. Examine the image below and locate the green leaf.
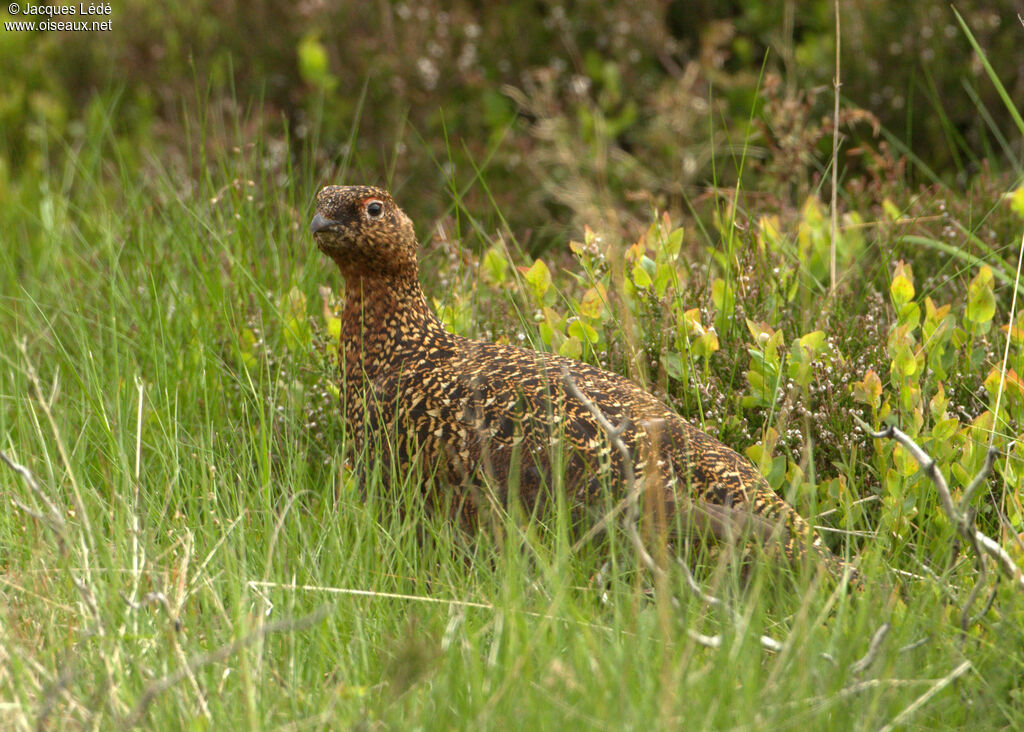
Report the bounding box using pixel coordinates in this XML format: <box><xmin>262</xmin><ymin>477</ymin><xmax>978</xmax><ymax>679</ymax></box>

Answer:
<box><xmin>711</xmin><ymin>277</ymin><xmax>734</xmax><ymax>313</ymax></box>
<box><xmin>882</xmin><ymin>198</ymin><xmax>903</xmax><ymax>222</ymax></box>
<box><xmin>280</xmin><ymin>286</ymin><xmax>308</xmax><ymax>323</ymax></box>
<box><xmin>852</xmin><ymin>369</ymin><xmax>882</xmax><ymax>408</ymax></box>
<box><xmin>481</xmin><ymin>246</ymin><xmax>509</xmax><ymax>285</ymax></box>
<box><xmin>711</xmin><ymin>278</ymin><xmax>735</xmax><ymax>334</ymax></box>
<box><xmin>965</xmin><ymin>266</ymin><xmax>996</xmax><ymax>325</ymax></box>
<box><xmin>558</xmin><ymin>336</ymin><xmax>582</xmax><ymax>359</ymax></box>
<box><xmin>663</xmin><ymin>351</ymin><xmax>685</xmax><ymax>380</ymax></box>
<box><xmin>893</xmin><ymin>444</ymin><xmax>918</xmax><ymax>477</ymax></box>
<box><xmin>298</xmin><ymin>34</ymin><xmax>336</xmax><ymax>89</ymax></box>
<box><xmin>521</xmin><ymin>259</ymin><xmax>551</xmax><ymax>302</ymax></box>
<box><xmin>326</xmin><ymin>315</ymin><xmax>341</xmax><ymax>344</ymax></box>
<box><xmin>280</xmin><ymin>287</ymin><xmax>311</xmax><ymax>351</ymax></box>
<box><xmin>890</xmin><ymin>272</ymin><xmax>914</xmax><ymax>307</ymax></box>
<box><xmin>931</xmin><ymin>418</ymin><xmax>959</xmax><ymax>443</ymax></box>
<box><xmin>538</xmin><ymin>321</ymin><xmax>554</xmax><ymax>347</ymax></box>
<box><xmin>653</xmin><ymin>263</ymin><xmax>675</xmax><ymax>298</ymax></box>
<box><xmin>892</xmin><ymin>345</ymin><xmax>918</xmax><ymax>377</ymax></box>
<box><xmin>798</xmin><ymin>330</ymin><xmax>826</xmax><ymax>354</ymax></box>
<box><xmin>1006</xmin><ymin>186</ymin><xmax>1024</xmax><ymax>219</ymax></box>
<box><xmin>567</xmin><ymin>318</ymin><xmax>599</xmax><ymax>344</ymax></box>
<box><xmin>239</xmin><ymin>327</ymin><xmax>259</xmax><ymax>370</ymax></box>
<box><xmin>663</xmin><ymin>227</ymin><xmax>684</xmax><ymax>260</ymax></box>
<box><xmin>897</xmin><ymin>302</ymin><xmax>920</xmax><ymax>330</ymax></box>
<box><xmin>631</xmin><ymin>262</ymin><xmax>652</xmax><ymax>289</ymax></box>
<box><xmin>284</xmin><ymin>317</ymin><xmax>311</xmax><ymax>352</ymax></box>
<box><xmin>578</xmin><ymin>287</ymin><xmax>605</xmax><ymax>319</ymax></box>
<box><xmin>543</xmin><ymin>307</ymin><xmax>566</xmax><ymax>329</ymax></box>
<box><xmin>694</xmin><ymin>332</ymin><xmax>719</xmax><ymax>359</ymax></box>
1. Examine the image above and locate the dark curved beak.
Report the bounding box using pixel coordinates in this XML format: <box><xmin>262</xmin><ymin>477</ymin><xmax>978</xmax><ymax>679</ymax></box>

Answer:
<box><xmin>310</xmin><ymin>213</ymin><xmax>337</xmax><ymax>235</ymax></box>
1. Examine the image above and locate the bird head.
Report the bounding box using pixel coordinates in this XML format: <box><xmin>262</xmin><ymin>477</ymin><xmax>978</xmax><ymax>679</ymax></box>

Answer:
<box><xmin>311</xmin><ymin>185</ymin><xmax>418</xmax><ymax>278</ymax></box>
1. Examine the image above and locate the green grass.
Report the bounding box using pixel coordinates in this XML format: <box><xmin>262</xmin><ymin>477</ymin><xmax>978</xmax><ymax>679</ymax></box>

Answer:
<box><xmin>2</xmin><ymin>106</ymin><xmax>1024</xmax><ymax>731</ymax></box>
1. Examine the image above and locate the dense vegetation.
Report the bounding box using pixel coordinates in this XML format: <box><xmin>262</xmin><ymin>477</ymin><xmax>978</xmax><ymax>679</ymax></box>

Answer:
<box><xmin>3</xmin><ymin>1</ymin><xmax>1024</xmax><ymax>728</ymax></box>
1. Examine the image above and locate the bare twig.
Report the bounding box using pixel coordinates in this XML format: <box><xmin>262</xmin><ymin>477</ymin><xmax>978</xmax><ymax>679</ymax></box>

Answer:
<box><xmin>853</xmin><ymin>416</ymin><xmax>1024</xmax><ymax>591</ymax></box>
<box><xmin>968</xmin><ymin>580</ymin><xmax>1000</xmax><ymax>628</ymax></box>
<box><xmin>897</xmin><ymin>636</ymin><xmax>931</xmax><ymax>654</ymax></box>
<box><xmin>815</xmin><ymin>494</ymin><xmax>880</xmax><ymax>520</ymax></box>
<box><xmin>959</xmin><ymin>449</ymin><xmax>999</xmax><ymax>514</ymax></box>
<box><xmin>562</xmin><ymin>372</ymin><xmax>900</xmax><ymax>662</ymax></box>
<box><xmin>673</xmin><ymin>554</ymin><xmax>723</xmax><ymax>608</ymax></box>
<box><xmin>877</xmin><ymin>659</ymin><xmax>972</xmax><ymax>732</ymax></box>
<box><xmin>559</xmin><ymin>370</ymin><xmax>656</xmax><ymax>564</ymax></box>
<box><xmin>122</xmin><ymin>591</ymin><xmax>181</xmax><ymax>632</ymax></box>
<box><xmin>850</xmin><ymin>622</ymin><xmax>890</xmax><ymax>675</ymax></box>
<box><xmin>959</xmin><ymin>524</ymin><xmax>988</xmax><ymax>636</ymax></box>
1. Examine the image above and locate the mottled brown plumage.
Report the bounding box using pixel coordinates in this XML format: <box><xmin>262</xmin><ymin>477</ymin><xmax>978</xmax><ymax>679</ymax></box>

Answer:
<box><xmin>312</xmin><ymin>185</ymin><xmax>854</xmax><ymax>581</ymax></box>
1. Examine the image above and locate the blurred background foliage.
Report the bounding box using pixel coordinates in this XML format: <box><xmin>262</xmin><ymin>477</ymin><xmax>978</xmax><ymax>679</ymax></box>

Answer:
<box><xmin>3</xmin><ymin>0</ymin><xmax>1022</xmax><ymax>253</ymax></box>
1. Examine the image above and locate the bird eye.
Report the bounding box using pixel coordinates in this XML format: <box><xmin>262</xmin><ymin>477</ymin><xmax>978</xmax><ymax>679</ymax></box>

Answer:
<box><xmin>365</xmin><ymin>200</ymin><xmax>384</xmax><ymax>218</ymax></box>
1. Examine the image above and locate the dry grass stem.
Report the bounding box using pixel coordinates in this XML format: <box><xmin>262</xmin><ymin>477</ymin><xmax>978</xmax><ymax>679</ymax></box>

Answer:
<box><xmin>829</xmin><ymin>0</ymin><xmax>841</xmax><ymax>293</ymax></box>
<box><xmin>877</xmin><ymin>659</ymin><xmax>973</xmax><ymax>732</ymax></box>
<box><xmin>121</xmin><ymin>607</ymin><xmax>329</xmax><ymax>728</ymax></box>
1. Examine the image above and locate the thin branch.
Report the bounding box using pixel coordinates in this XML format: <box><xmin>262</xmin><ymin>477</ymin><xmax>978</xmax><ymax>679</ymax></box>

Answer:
<box><xmin>853</xmin><ymin>417</ymin><xmax>1024</xmax><ymax>590</ymax></box>
<box><xmin>673</xmin><ymin>555</ymin><xmax>723</xmax><ymax>608</ymax></box>
<box><xmin>122</xmin><ymin>592</ymin><xmax>181</xmax><ymax>632</ymax></box>
<box><xmin>959</xmin><ymin>448</ymin><xmax>999</xmax><ymax>513</ymax></box>
<box><xmin>959</xmin><ymin>524</ymin><xmax>988</xmax><ymax>636</ymax></box>
<box><xmin>850</xmin><ymin>622</ymin><xmax>890</xmax><ymax>675</ymax></box>
<box><xmin>815</xmin><ymin>494</ymin><xmax>880</xmax><ymax>519</ymax></box>
<box><xmin>559</xmin><ymin>370</ymin><xmax>654</xmax><ymax>559</ymax></box>
<box><xmin>563</xmin><ymin>371</ymin><xmax>883</xmax><ymax>657</ymax></box>
<box><xmin>897</xmin><ymin>636</ymin><xmax>931</xmax><ymax>654</ymax></box>
<box><xmin>968</xmin><ymin>580</ymin><xmax>1000</xmax><ymax>628</ymax></box>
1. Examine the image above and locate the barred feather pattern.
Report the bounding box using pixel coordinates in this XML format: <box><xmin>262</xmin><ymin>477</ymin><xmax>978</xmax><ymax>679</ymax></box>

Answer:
<box><xmin>312</xmin><ymin>184</ymin><xmax>855</xmax><ymax>581</ymax></box>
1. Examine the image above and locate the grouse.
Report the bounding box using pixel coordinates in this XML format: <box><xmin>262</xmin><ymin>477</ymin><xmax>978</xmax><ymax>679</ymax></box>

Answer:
<box><xmin>311</xmin><ymin>184</ymin><xmax>854</xmax><ymax>581</ymax></box>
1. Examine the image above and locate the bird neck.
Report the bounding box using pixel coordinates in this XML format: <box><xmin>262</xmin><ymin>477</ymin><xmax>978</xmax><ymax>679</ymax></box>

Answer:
<box><xmin>340</xmin><ymin>273</ymin><xmax>450</xmax><ymax>358</ymax></box>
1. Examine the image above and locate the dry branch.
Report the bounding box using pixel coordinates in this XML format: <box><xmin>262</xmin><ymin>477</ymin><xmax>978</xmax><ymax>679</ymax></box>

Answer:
<box><xmin>854</xmin><ymin>416</ymin><xmax>1024</xmax><ymax>591</ymax></box>
<box><xmin>849</xmin><ymin>622</ymin><xmax>890</xmax><ymax>675</ymax></box>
